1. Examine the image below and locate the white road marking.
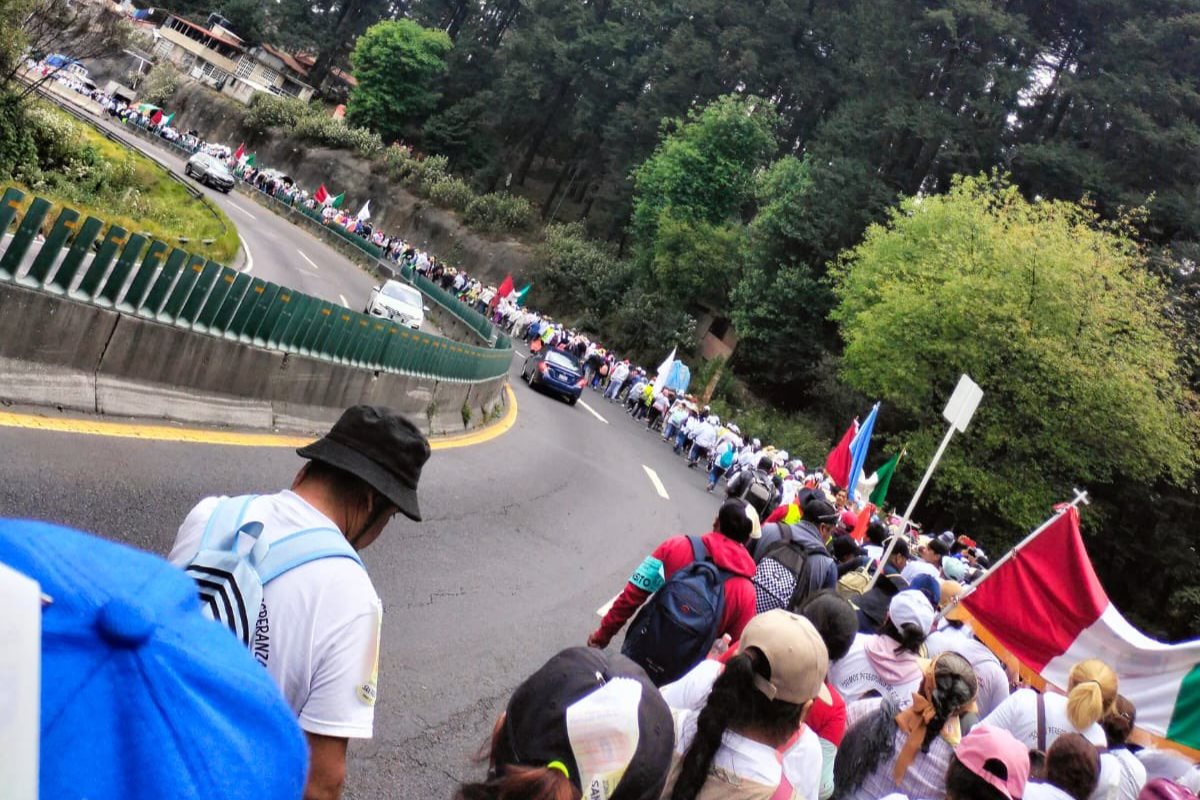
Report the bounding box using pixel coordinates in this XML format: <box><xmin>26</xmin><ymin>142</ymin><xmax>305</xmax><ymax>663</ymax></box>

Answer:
<box><xmin>229</xmin><ymin>202</ymin><xmax>257</xmax><ymax>221</ymax></box>
<box><xmin>597</xmin><ymin>593</ymin><xmax>620</xmax><ymax>617</ymax></box>
<box><xmin>338</xmin><ymin>293</ymin><xmax>349</xmax><ymax>308</ymax></box>
<box><xmin>642</xmin><ymin>465</ymin><xmax>670</xmax><ymax>500</ymax></box>
<box><xmin>297</xmin><ymin>249</ymin><xmax>319</xmax><ymax>270</ymax></box>
<box><xmin>578</xmin><ymin>399</ymin><xmax>609</xmax><ymax>424</ymax></box>
<box><xmin>238</xmin><ymin>235</ymin><xmax>253</xmax><ymax>273</ymax></box>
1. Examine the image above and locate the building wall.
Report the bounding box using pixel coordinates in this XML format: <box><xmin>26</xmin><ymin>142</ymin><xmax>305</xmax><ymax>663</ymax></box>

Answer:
<box><xmin>157</xmin><ymin>26</ymin><xmax>239</xmax><ymax>75</ymax></box>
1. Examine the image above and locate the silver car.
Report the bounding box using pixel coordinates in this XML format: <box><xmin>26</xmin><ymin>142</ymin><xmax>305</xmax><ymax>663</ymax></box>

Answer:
<box><xmin>184</xmin><ymin>152</ymin><xmax>235</xmax><ymax>193</ymax></box>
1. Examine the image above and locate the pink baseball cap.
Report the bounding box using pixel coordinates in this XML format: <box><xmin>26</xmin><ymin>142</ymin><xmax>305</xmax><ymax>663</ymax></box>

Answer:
<box><xmin>955</xmin><ymin>724</ymin><xmax>1030</xmax><ymax>800</ymax></box>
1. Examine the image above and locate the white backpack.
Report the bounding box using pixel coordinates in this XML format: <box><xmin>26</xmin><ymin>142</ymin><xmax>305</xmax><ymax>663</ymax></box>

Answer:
<box><xmin>183</xmin><ymin>494</ymin><xmax>364</xmax><ymax>647</ymax></box>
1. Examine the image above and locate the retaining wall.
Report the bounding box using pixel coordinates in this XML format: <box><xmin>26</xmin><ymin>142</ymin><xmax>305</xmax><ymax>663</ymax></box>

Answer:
<box><xmin>0</xmin><ymin>281</ymin><xmax>507</xmax><ymax>436</ymax></box>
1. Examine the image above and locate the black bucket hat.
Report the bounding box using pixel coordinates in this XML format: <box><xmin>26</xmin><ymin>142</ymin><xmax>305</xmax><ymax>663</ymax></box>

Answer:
<box><xmin>297</xmin><ymin>405</ymin><xmax>430</xmax><ymax>521</ymax></box>
<box><xmin>495</xmin><ymin>648</ymin><xmax>674</xmax><ymax>800</ymax></box>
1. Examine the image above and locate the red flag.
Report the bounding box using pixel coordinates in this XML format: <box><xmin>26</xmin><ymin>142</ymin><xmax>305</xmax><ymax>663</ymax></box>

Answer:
<box><xmin>496</xmin><ymin>274</ymin><xmax>515</xmax><ymax>298</ymax></box>
<box><xmin>233</xmin><ymin>143</ymin><xmax>245</xmax><ymax>162</ymax></box>
<box><xmin>849</xmin><ymin>503</ymin><xmax>875</xmax><ymax>544</ymax></box>
<box><xmin>824</xmin><ymin>420</ymin><xmax>858</xmax><ymax>489</ymax></box>
<box><xmin>313</xmin><ymin>184</ymin><xmax>329</xmax><ymax>205</ymax></box>
<box><xmin>150</xmin><ymin>109</ymin><xmax>164</xmax><ymax>126</ymax></box>
<box><xmin>962</xmin><ymin>508</ymin><xmax>1108</xmax><ymax>673</ymax></box>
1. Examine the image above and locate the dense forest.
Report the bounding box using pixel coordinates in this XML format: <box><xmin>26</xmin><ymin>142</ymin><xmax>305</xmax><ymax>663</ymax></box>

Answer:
<box><xmin>29</xmin><ymin>0</ymin><xmax>1200</xmax><ymax>636</ymax></box>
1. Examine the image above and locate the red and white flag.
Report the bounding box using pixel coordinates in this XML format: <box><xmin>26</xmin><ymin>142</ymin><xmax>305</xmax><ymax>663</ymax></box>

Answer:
<box><xmin>313</xmin><ymin>184</ymin><xmax>329</xmax><ymax>205</ymax></box>
<box><xmin>233</xmin><ymin>143</ymin><xmax>245</xmax><ymax>162</ymax></box>
<box><xmin>962</xmin><ymin>506</ymin><xmax>1200</xmax><ymax>750</ymax></box>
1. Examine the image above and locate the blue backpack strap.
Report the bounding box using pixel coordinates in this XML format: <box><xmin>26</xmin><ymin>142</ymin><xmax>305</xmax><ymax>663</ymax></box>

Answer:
<box><xmin>689</xmin><ymin>534</ymin><xmax>733</xmax><ymax>635</ymax></box>
<box><xmin>257</xmin><ymin>527</ymin><xmax>364</xmax><ymax>584</ymax></box>
<box><xmin>200</xmin><ymin>495</ymin><xmax>264</xmax><ymax>551</ymax></box>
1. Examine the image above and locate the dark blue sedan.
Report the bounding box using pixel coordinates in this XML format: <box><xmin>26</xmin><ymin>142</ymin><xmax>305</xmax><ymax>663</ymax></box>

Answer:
<box><xmin>520</xmin><ymin>348</ymin><xmax>585</xmax><ymax>405</ymax></box>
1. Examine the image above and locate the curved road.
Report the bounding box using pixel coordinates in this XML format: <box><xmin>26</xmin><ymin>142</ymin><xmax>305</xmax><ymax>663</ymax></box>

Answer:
<box><xmin>82</xmin><ymin>109</ymin><xmax>415</xmax><ymax>325</ymax></box>
<box><xmin>0</xmin><ymin>353</ymin><xmax>724</xmax><ymax>798</ymax></box>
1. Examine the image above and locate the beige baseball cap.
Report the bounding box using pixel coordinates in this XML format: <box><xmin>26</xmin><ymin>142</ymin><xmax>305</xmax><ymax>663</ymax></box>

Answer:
<box><xmin>738</xmin><ymin>610</ymin><xmax>833</xmax><ymax>705</ymax></box>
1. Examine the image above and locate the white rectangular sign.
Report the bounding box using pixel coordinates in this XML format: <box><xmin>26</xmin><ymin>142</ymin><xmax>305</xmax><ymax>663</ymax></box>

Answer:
<box><xmin>943</xmin><ymin>374</ymin><xmax>983</xmax><ymax>433</ymax></box>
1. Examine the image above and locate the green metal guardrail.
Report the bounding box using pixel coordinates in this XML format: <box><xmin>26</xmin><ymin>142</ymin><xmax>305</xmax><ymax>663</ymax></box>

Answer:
<box><xmin>0</xmin><ymin>187</ymin><xmax>513</xmax><ymax>383</ymax></box>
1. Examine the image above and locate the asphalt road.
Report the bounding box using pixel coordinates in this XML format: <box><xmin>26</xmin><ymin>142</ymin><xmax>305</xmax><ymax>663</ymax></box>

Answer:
<box><xmin>78</xmin><ymin>111</ymin><xmax>441</xmax><ymax>333</ymax></box>
<box><xmin>0</xmin><ymin>349</ymin><xmax>727</xmax><ymax>799</ymax></box>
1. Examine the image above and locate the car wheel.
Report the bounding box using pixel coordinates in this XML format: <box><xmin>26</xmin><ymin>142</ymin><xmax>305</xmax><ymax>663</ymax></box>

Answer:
<box><xmin>184</xmin><ymin>165</ymin><xmax>192</xmax><ymax>178</ymax></box>
<box><xmin>568</xmin><ymin>396</ymin><xmax>578</xmax><ymax>406</ymax></box>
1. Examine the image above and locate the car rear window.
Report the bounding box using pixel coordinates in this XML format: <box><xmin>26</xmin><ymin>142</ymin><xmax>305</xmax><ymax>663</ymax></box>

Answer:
<box><xmin>546</xmin><ymin>351</ymin><xmax>580</xmax><ymax>371</ymax></box>
<box><xmin>381</xmin><ymin>282</ymin><xmax>422</xmax><ymax>306</ymax></box>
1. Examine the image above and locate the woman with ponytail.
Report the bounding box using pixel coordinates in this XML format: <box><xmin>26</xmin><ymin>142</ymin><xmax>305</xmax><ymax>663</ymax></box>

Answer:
<box><xmin>663</xmin><ymin>609</ymin><xmax>833</xmax><ymax>800</ymax></box>
<box><xmin>833</xmin><ymin>652</ymin><xmax>979</xmax><ymax>800</ymax></box>
<box><xmin>831</xmin><ymin>590</ymin><xmax>937</xmax><ymax>708</ymax></box>
<box><xmin>982</xmin><ymin>659</ymin><xmax>1117</xmax><ymax>751</ymax></box>
<box><xmin>455</xmin><ymin>647</ymin><xmax>674</xmax><ymax>800</ymax></box>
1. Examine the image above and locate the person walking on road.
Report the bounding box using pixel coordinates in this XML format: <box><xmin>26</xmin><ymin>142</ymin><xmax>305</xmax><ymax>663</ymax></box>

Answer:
<box><xmin>170</xmin><ymin>405</ymin><xmax>431</xmax><ymax>800</ymax></box>
<box><xmin>453</xmin><ymin>647</ymin><xmax>675</xmax><ymax>800</ymax></box>
<box><xmin>587</xmin><ymin>499</ymin><xmax>760</xmax><ymax>681</ymax></box>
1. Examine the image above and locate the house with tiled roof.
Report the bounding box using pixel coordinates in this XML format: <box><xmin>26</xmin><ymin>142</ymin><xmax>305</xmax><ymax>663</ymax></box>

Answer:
<box><xmin>151</xmin><ymin>13</ymin><xmax>318</xmax><ymax>104</ymax></box>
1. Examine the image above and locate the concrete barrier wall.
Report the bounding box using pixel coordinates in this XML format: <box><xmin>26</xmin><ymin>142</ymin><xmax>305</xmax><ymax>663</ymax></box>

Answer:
<box><xmin>0</xmin><ymin>282</ymin><xmax>508</xmax><ymax>436</ymax></box>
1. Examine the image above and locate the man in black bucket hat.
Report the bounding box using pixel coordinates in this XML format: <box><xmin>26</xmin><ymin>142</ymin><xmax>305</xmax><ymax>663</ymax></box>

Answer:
<box><xmin>170</xmin><ymin>405</ymin><xmax>430</xmax><ymax>800</ymax></box>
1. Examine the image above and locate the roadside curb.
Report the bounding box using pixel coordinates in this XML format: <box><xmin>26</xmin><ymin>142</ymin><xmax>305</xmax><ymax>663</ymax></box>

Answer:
<box><xmin>0</xmin><ymin>384</ymin><xmax>518</xmax><ymax>450</ymax></box>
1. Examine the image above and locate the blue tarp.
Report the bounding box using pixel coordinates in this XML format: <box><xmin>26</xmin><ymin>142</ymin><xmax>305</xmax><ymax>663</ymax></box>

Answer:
<box><xmin>665</xmin><ymin>360</ymin><xmax>691</xmax><ymax>393</ymax></box>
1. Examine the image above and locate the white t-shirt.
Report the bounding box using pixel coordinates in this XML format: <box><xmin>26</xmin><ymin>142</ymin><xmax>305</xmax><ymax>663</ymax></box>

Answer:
<box><xmin>1026</xmin><ymin>783</ymin><xmax>1078</xmax><ymax>800</ymax></box>
<box><xmin>1092</xmin><ymin>753</ymin><xmax>1129</xmax><ymax>800</ymax></box>
<box><xmin>924</xmin><ymin>627</ymin><xmax>1012</xmax><ymax>716</ymax></box>
<box><xmin>662</xmin><ymin>659</ymin><xmax>823</xmax><ymax>800</ymax></box>
<box><xmin>170</xmin><ymin>491</ymin><xmax>382</xmax><ymax>739</ymax></box>
<box><xmin>1109</xmin><ymin>749</ymin><xmax>1147</xmax><ymax>800</ymax></box>
<box><xmin>981</xmin><ymin>688</ymin><xmax>1107</xmax><ymax>750</ymax></box>
<box><xmin>829</xmin><ymin>634</ymin><xmax>922</xmax><ymax>709</ymax></box>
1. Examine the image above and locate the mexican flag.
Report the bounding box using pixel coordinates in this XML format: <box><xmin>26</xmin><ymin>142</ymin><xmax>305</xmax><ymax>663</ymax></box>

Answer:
<box><xmin>961</xmin><ymin>506</ymin><xmax>1200</xmax><ymax>749</ymax></box>
<box><xmin>233</xmin><ymin>143</ymin><xmax>245</xmax><ymax>162</ymax></box>
<box><xmin>313</xmin><ymin>184</ymin><xmax>329</xmax><ymax>205</ymax></box>
<box><xmin>856</xmin><ymin>450</ymin><xmax>902</xmax><ymax>508</ymax></box>
<box><xmin>162</xmin><ymin>112</ymin><xmax>175</xmax><ymax>127</ymax></box>
<box><xmin>330</xmin><ymin>192</ymin><xmax>345</xmax><ymax>209</ymax></box>
<box><xmin>149</xmin><ymin>109</ymin><xmax>163</xmax><ymax>126</ymax></box>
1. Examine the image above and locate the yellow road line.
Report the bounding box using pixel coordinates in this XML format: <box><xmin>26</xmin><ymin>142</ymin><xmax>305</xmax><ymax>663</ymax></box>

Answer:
<box><xmin>0</xmin><ymin>384</ymin><xmax>519</xmax><ymax>451</ymax></box>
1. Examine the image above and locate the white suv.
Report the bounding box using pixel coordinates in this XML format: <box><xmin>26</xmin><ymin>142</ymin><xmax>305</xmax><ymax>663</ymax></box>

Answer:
<box><xmin>365</xmin><ymin>280</ymin><xmax>427</xmax><ymax>330</ymax></box>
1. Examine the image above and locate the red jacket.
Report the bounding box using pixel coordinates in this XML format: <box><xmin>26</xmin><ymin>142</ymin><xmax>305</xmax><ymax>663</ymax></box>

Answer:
<box><xmin>593</xmin><ymin>532</ymin><xmax>757</xmax><ymax>647</ymax></box>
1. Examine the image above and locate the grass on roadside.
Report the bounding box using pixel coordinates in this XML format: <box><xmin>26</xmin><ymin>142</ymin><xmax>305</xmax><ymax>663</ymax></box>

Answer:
<box><xmin>10</xmin><ymin>102</ymin><xmax>239</xmax><ymax>265</ymax></box>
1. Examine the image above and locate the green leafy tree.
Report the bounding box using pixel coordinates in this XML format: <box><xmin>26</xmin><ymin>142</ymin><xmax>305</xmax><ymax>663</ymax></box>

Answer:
<box><xmin>345</xmin><ymin>19</ymin><xmax>452</xmax><ymax>143</ymax></box>
<box><xmin>138</xmin><ymin>63</ymin><xmax>181</xmax><ymax>106</ymax></box>
<box><xmin>630</xmin><ymin>95</ymin><xmax>778</xmax><ymax>251</ymax></box>
<box><xmin>729</xmin><ymin>154</ymin><xmax>895</xmax><ymax>401</ymax></box>
<box><xmin>218</xmin><ymin>0</ymin><xmax>266</xmax><ymax>44</ymax></box>
<box><xmin>832</xmin><ymin>174</ymin><xmax>1198</xmax><ymax>535</ymax></box>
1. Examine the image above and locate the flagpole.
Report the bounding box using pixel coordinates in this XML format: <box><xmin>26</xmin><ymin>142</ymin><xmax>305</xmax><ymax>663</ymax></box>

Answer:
<box><xmin>934</xmin><ymin>488</ymin><xmax>1090</xmax><ymax>624</ymax></box>
<box><xmin>864</xmin><ymin>422</ymin><xmax>956</xmax><ymax>591</ymax></box>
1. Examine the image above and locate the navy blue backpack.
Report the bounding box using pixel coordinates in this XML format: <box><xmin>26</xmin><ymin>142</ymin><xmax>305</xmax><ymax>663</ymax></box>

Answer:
<box><xmin>621</xmin><ymin>536</ymin><xmax>732</xmax><ymax>686</ymax></box>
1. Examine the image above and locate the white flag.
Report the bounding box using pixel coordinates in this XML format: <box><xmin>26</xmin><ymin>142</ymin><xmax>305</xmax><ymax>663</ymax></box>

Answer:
<box><xmin>356</xmin><ymin>200</ymin><xmax>371</xmax><ymax>221</ymax></box>
<box><xmin>653</xmin><ymin>347</ymin><xmax>676</xmax><ymax>395</ymax></box>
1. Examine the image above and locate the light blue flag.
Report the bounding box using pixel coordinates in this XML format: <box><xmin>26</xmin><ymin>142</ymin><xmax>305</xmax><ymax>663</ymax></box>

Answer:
<box><xmin>847</xmin><ymin>402</ymin><xmax>880</xmax><ymax>502</ymax></box>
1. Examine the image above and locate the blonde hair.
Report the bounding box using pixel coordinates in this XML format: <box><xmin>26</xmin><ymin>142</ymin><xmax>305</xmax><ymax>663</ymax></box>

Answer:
<box><xmin>1066</xmin><ymin>660</ymin><xmax>1118</xmax><ymax>730</ymax></box>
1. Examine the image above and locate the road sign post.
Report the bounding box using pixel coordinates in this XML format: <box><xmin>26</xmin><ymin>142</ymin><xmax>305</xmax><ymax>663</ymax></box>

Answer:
<box><xmin>866</xmin><ymin>374</ymin><xmax>983</xmax><ymax>590</ymax></box>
